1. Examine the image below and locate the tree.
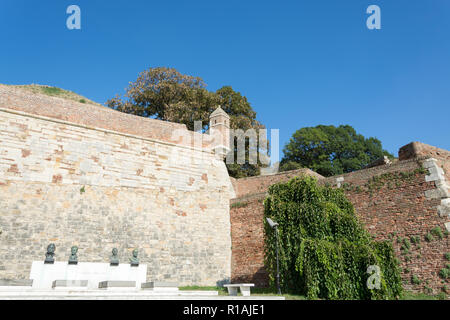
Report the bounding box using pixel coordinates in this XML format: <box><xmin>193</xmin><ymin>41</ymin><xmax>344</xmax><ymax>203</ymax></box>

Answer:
<box><xmin>106</xmin><ymin>67</ymin><xmax>217</xmax><ymax>131</ymax></box>
<box><xmin>279</xmin><ymin>161</ymin><xmax>302</xmax><ymax>172</ymax></box>
<box><xmin>216</xmin><ymin>86</ymin><xmax>267</xmax><ymax>178</ymax></box>
<box><xmin>264</xmin><ymin>176</ymin><xmax>403</xmax><ymax>299</ymax></box>
<box><xmin>107</xmin><ymin>67</ymin><xmax>266</xmax><ymax>178</ymax></box>
<box><xmin>280</xmin><ymin>125</ymin><xmax>394</xmax><ymax>177</ymax></box>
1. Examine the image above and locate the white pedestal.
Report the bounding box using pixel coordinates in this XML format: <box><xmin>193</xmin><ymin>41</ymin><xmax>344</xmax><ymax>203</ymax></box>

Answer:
<box><xmin>141</xmin><ymin>281</ymin><xmax>179</xmax><ymax>292</ymax></box>
<box><xmin>29</xmin><ymin>261</ymin><xmax>147</xmax><ymax>289</ymax></box>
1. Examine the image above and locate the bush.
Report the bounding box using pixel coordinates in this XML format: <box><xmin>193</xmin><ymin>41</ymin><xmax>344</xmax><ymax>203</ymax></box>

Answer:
<box><xmin>410</xmin><ymin>235</ymin><xmax>420</xmax><ymax>245</ymax></box>
<box><xmin>263</xmin><ymin>176</ymin><xmax>403</xmax><ymax>300</ymax></box>
<box><xmin>439</xmin><ymin>263</ymin><xmax>450</xmax><ymax>280</ymax></box>
<box><xmin>439</xmin><ymin>268</ymin><xmax>450</xmax><ymax>279</ymax></box>
<box><xmin>431</xmin><ymin>227</ymin><xmax>444</xmax><ymax>240</ymax></box>
<box><xmin>411</xmin><ymin>275</ymin><xmax>421</xmax><ymax>285</ymax></box>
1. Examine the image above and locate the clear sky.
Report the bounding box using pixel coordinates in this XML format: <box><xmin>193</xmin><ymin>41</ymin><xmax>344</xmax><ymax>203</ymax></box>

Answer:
<box><xmin>1</xmin><ymin>0</ymin><xmax>449</xmax><ymax>157</ymax></box>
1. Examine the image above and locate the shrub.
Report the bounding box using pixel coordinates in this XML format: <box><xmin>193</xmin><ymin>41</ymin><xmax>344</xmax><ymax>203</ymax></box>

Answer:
<box><xmin>263</xmin><ymin>176</ymin><xmax>403</xmax><ymax>300</ymax></box>
<box><xmin>431</xmin><ymin>227</ymin><xmax>444</xmax><ymax>240</ymax></box>
<box><xmin>445</xmin><ymin>253</ymin><xmax>450</xmax><ymax>261</ymax></box>
<box><xmin>410</xmin><ymin>235</ymin><xmax>420</xmax><ymax>245</ymax></box>
<box><xmin>437</xmin><ymin>292</ymin><xmax>447</xmax><ymax>300</ymax></box>
<box><xmin>439</xmin><ymin>268</ymin><xmax>450</xmax><ymax>279</ymax></box>
<box><xmin>411</xmin><ymin>275</ymin><xmax>421</xmax><ymax>285</ymax></box>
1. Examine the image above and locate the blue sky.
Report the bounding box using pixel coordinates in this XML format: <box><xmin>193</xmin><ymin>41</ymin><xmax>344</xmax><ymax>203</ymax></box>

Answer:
<box><xmin>1</xmin><ymin>0</ymin><xmax>449</xmax><ymax>158</ymax></box>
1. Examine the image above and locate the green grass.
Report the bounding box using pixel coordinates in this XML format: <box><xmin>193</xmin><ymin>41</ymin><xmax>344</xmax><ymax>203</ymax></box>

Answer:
<box><xmin>400</xmin><ymin>292</ymin><xmax>442</xmax><ymax>300</ymax></box>
<box><xmin>179</xmin><ymin>286</ymin><xmax>228</xmax><ymax>296</ymax></box>
<box><xmin>41</xmin><ymin>86</ymin><xmax>65</xmax><ymax>96</ymax></box>
<box><xmin>4</xmin><ymin>84</ymin><xmax>102</xmax><ymax>106</ymax></box>
<box><xmin>179</xmin><ymin>286</ymin><xmax>447</xmax><ymax>300</ymax></box>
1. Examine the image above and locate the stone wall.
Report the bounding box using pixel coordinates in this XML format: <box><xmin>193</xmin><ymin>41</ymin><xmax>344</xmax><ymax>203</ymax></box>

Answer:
<box><xmin>230</xmin><ymin>144</ymin><xmax>450</xmax><ymax>294</ymax></box>
<box><xmin>0</xmin><ymin>93</ymin><xmax>233</xmax><ymax>286</ymax></box>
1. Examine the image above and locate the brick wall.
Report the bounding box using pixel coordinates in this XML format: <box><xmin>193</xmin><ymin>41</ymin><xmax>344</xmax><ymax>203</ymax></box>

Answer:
<box><xmin>0</xmin><ymin>100</ymin><xmax>233</xmax><ymax>285</ymax></box>
<box><xmin>230</xmin><ymin>144</ymin><xmax>450</xmax><ymax>294</ymax></box>
<box><xmin>230</xmin><ymin>197</ymin><xmax>267</xmax><ymax>287</ymax></box>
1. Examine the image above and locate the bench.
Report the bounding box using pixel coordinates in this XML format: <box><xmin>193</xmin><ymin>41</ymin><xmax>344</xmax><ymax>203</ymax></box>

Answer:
<box><xmin>223</xmin><ymin>283</ymin><xmax>255</xmax><ymax>297</ymax></box>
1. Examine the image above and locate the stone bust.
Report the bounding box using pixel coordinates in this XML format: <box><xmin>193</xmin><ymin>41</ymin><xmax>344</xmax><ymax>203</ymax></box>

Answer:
<box><xmin>129</xmin><ymin>249</ymin><xmax>139</xmax><ymax>266</ymax></box>
<box><xmin>110</xmin><ymin>248</ymin><xmax>119</xmax><ymax>266</ymax></box>
<box><xmin>68</xmin><ymin>246</ymin><xmax>78</xmax><ymax>265</ymax></box>
<box><xmin>44</xmin><ymin>243</ymin><xmax>56</xmax><ymax>264</ymax></box>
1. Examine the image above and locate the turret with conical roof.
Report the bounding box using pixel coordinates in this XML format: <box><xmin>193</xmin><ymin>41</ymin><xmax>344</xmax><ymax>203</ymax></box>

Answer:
<box><xmin>209</xmin><ymin>105</ymin><xmax>230</xmax><ymax>159</ymax></box>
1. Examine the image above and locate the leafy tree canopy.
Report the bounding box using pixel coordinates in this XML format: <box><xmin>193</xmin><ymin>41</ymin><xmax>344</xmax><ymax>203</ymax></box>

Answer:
<box><xmin>107</xmin><ymin>67</ymin><xmax>265</xmax><ymax>178</ymax></box>
<box><xmin>280</xmin><ymin>125</ymin><xmax>394</xmax><ymax>176</ymax></box>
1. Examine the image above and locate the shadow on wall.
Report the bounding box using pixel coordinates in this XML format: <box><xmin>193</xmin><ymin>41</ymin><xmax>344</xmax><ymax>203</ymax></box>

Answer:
<box><xmin>231</xmin><ymin>267</ymin><xmax>269</xmax><ymax>287</ymax></box>
<box><xmin>216</xmin><ymin>278</ymin><xmax>231</xmax><ymax>287</ymax></box>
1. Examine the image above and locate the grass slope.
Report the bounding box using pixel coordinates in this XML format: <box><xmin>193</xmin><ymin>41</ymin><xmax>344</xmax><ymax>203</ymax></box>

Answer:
<box><xmin>4</xmin><ymin>84</ymin><xmax>102</xmax><ymax>106</ymax></box>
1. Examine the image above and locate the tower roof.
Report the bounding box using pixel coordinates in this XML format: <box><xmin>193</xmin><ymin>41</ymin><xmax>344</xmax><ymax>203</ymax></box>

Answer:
<box><xmin>210</xmin><ymin>105</ymin><xmax>229</xmax><ymax>118</ymax></box>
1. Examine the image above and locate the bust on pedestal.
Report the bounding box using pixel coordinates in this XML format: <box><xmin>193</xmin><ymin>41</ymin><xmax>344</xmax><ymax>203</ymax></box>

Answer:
<box><xmin>44</xmin><ymin>243</ymin><xmax>56</xmax><ymax>264</ymax></box>
<box><xmin>129</xmin><ymin>249</ymin><xmax>139</xmax><ymax>267</ymax></box>
<box><xmin>110</xmin><ymin>248</ymin><xmax>119</xmax><ymax>266</ymax></box>
<box><xmin>68</xmin><ymin>246</ymin><xmax>78</xmax><ymax>265</ymax></box>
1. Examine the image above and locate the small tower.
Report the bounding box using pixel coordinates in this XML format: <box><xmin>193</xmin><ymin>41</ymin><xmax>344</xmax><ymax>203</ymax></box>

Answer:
<box><xmin>209</xmin><ymin>106</ymin><xmax>230</xmax><ymax>158</ymax></box>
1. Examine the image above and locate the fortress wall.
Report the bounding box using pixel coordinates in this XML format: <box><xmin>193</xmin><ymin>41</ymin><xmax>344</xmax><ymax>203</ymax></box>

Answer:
<box><xmin>0</xmin><ymin>84</ymin><xmax>214</xmax><ymax>149</ymax></box>
<box><xmin>0</xmin><ymin>107</ymin><xmax>233</xmax><ymax>286</ymax></box>
<box><xmin>230</xmin><ymin>146</ymin><xmax>450</xmax><ymax>293</ymax></box>
<box><xmin>230</xmin><ymin>168</ymin><xmax>323</xmax><ymax>198</ymax></box>
<box><xmin>320</xmin><ymin>158</ymin><xmax>449</xmax><ymax>294</ymax></box>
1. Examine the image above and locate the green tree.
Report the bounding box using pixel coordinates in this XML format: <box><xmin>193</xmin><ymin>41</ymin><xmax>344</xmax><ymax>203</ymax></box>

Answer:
<box><xmin>279</xmin><ymin>161</ymin><xmax>303</xmax><ymax>172</ymax></box>
<box><xmin>107</xmin><ymin>67</ymin><xmax>266</xmax><ymax>178</ymax></box>
<box><xmin>280</xmin><ymin>125</ymin><xmax>394</xmax><ymax>177</ymax></box>
<box><xmin>106</xmin><ymin>67</ymin><xmax>216</xmax><ymax>131</ymax></box>
<box><xmin>216</xmin><ymin>86</ymin><xmax>267</xmax><ymax>178</ymax></box>
<box><xmin>264</xmin><ymin>176</ymin><xmax>403</xmax><ymax>299</ymax></box>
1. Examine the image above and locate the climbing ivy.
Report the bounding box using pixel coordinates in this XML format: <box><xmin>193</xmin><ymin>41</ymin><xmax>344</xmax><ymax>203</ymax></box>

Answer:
<box><xmin>263</xmin><ymin>176</ymin><xmax>403</xmax><ymax>300</ymax></box>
